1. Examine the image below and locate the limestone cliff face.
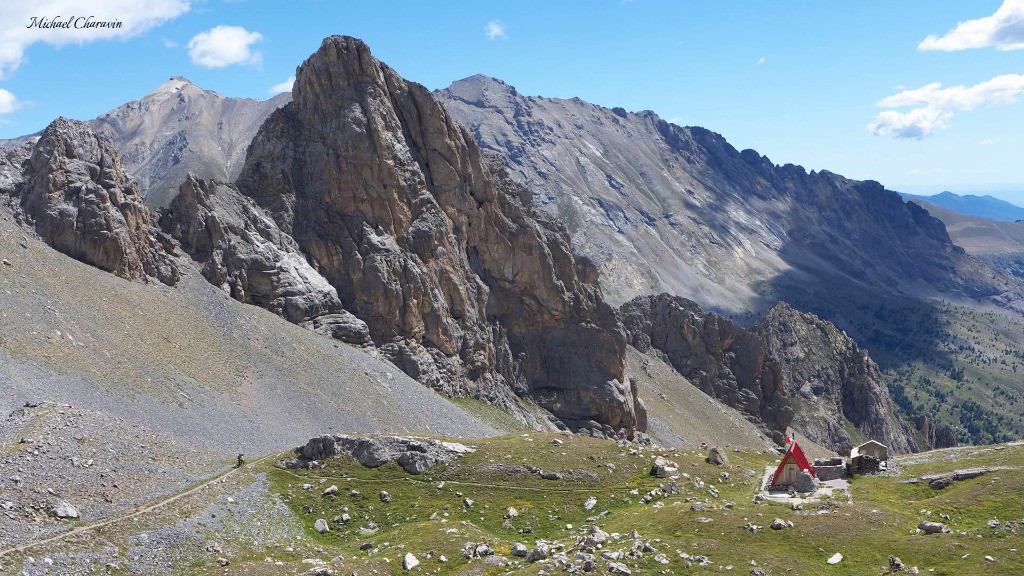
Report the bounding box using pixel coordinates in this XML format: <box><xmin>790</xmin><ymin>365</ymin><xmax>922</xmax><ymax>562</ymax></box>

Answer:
<box><xmin>233</xmin><ymin>36</ymin><xmax>639</xmax><ymax>432</ymax></box>
<box><xmin>753</xmin><ymin>302</ymin><xmax>917</xmax><ymax>454</ymax></box>
<box><xmin>158</xmin><ymin>174</ymin><xmax>370</xmax><ymax>345</ymax></box>
<box><xmin>4</xmin><ymin>118</ymin><xmax>177</xmax><ymax>285</ymax></box>
<box><xmin>619</xmin><ymin>293</ymin><xmax>792</xmax><ymax>443</ymax></box>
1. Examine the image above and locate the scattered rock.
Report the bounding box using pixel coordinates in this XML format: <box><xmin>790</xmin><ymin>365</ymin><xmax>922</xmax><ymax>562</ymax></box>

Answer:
<box><xmin>650</xmin><ymin>456</ymin><xmax>678</xmax><ymax>478</ymax></box>
<box><xmin>826</xmin><ymin>552</ymin><xmax>843</xmax><ymax>565</ymax></box>
<box><xmin>929</xmin><ymin>478</ymin><xmax>952</xmax><ymax>490</ymax></box>
<box><xmin>770</xmin><ymin>518</ymin><xmax>792</xmax><ymax>530</ymax></box>
<box><xmin>314</xmin><ymin>518</ymin><xmax>330</xmax><ymax>533</ymax></box>
<box><xmin>51</xmin><ymin>501</ymin><xmax>79</xmax><ymax>519</ymax></box>
<box><xmin>607</xmin><ymin>561</ymin><xmax>632</xmax><ymax>575</ymax></box>
<box><xmin>505</xmin><ymin>507</ymin><xmax>519</xmax><ymax>518</ymax></box>
<box><xmin>474</xmin><ymin>543</ymin><xmax>493</xmax><ymax>557</ymax></box>
<box><xmin>512</xmin><ymin>542</ymin><xmax>528</xmax><ymax>557</ymax></box>
<box><xmin>217</xmin><ymin>558</ymin><xmax>230</xmax><ymax>567</ymax></box>
<box><xmin>379</xmin><ymin>491</ymin><xmax>392</xmax><ymax>503</ymax></box>
<box><xmin>322</xmin><ymin>485</ymin><xmax>339</xmax><ymax>496</ymax></box>
<box><xmin>707</xmin><ymin>446</ymin><xmax>729</xmax><ymax>466</ymax></box>
<box><xmin>583</xmin><ymin>496</ymin><xmax>598</xmax><ymax>511</ymax></box>
<box><xmin>526</xmin><ymin>547</ymin><xmax>548</xmax><ymax>562</ymax></box>
<box><xmin>889</xmin><ymin>556</ymin><xmax>905</xmax><ymax>572</ymax></box>
<box><xmin>403</xmin><ymin>553</ymin><xmax>419</xmax><ymax>570</ymax></box>
<box><xmin>918</xmin><ymin>521</ymin><xmax>950</xmax><ymax>535</ymax></box>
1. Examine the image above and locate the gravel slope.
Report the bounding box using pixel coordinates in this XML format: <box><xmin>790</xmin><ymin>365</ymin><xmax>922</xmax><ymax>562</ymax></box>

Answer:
<box><xmin>0</xmin><ymin>208</ymin><xmax>498</xmax><ymax>457</ymax></box>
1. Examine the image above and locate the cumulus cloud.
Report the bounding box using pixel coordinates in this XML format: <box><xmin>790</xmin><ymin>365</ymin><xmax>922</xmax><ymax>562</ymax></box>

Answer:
<box><xmin>485</xmin><ymin>20</ymin><xmax>506</xmax><ymax>40</ymax></box>
<box><xmin>919</xmin><ymin>0</ymin><xmax>1024</xmax><ymax>51</ymax></box>
<box><xmin>0</xmin><ymin>88</ymin><xmax>21</xmax><ymax>114</ymax></box>
<box><xmin>757</xmin><ymin>56</ymin><xmax>766</xmax><ymax>65</ymax></box>
<box><xmin>982</xmin><ymin>138</ymin><xmax>995</xmax><ymax>145</ymax></box>
<box><xmin>868</xmin><ymin>74</ymin><xmax>1024</xmax><ymax>139</ymax></box>
<box><xmin>268</xmin><ymin>75</ymin><xmax>294</xmax><ymax>95</ymax></box>
<box><xmin>0</xmin><ymin>0</ymin><xmax>190</xmax><ymax>78</ymax></box>
<box><xmin>187</xmin><ymin>25</ymin><xmax>262</xmax><ymax>68</ymax></box>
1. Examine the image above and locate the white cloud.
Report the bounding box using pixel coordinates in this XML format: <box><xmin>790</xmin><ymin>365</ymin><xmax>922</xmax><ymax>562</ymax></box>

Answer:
<box><xmin>162</xmin><ymin>36</ymin><xmax>178</xmax><ymax>48</ymax></box>
<box><xmin>268</xmin><ymin>75</ymin><xmax>294</xmax><ymax>95</ymax></box>
<box><xmin>484</xmin><ymin>20</ymin><xmax>506</xmax><ymax>40</ymax></box>
<box><xmin>868</xmin><ymin>74</ymin><xmax>1024</xmax><ymax>139</ymax></box>
<box><xmin>868</xmin><ymin>107</ymin><xmax>953</xmax><ymax>139</ymax></box>
<box><xmin>919</xmin><ymin>0</ymin><xmax>1024</xmax><ymax>51</ymax></box>
<box><xmin>187</xmin><ymin>25</ymin><xmax>262</xmax><ymax>68</ymax></box>
<box><xmin>0</xmin><ymin>88</ymin><xmax>21</xmax><ymax>114</ymax></box>
<box><xmin>0</xmin><ymin>0</ymin><xmax>190</xmax><ymax>78</ymax></box>
<box><xmin>982</xmin><ymin>138</ymin><xmax>995</xmax><ymax>145</ymax></box>
<box><xmin>757</xmin><ymin>56</ymin><xmax>766</xmax><ymax>65</ymax></box>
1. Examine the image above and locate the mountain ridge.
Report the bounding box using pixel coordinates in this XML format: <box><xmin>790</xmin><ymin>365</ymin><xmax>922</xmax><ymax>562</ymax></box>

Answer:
<box><xmin>900</xmin><ymin>190</ymin><xmax>1024</xmax><ymax>222</ymax></box>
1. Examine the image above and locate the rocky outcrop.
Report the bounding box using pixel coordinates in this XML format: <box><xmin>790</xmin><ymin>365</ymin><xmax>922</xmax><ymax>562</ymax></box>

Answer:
<box><xmin>753</xmin><ymin>302</ymin><xmax>917</xmax><ymax>454</ymax></box>
<box><xmin>158</xmin><ymin>174</ymin><xmax>370</xmax><ymax>344</ymax></box>
<box><xmin>619</xmin><ymin>293</ymin><xmax>792</xmax><ymax>443</ymax></box>
<box><xmin>290</xmin><ymin>434</ymin><xmax>476</xmax><ymax>474</ymax></box>
<box><xmin>230</xmin><ymin>36</ymin><xmax>639</xmax><ymax>432</ymax></box>
<box><xmin>4</xmin><ymin>118</ymin><xmax>177</xmax><ymax>284</ymax></box>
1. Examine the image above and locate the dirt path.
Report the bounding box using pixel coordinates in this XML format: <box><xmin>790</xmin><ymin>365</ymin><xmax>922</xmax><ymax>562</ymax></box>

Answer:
<box><xmin>0</xmin><ymin>455</ymin><xmax>270</xmax><ymax>560</ymax></box>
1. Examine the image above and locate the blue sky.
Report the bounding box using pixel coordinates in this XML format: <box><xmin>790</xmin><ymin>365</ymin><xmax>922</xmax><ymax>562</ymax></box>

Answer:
<box><xmin>2</xmin><ymin>1</ymin><xmax>1023</xmax><ymax>204</ymax></box>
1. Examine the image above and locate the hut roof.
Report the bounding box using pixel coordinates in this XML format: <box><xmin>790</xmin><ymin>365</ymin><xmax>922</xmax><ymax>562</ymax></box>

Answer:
<box><xmin>771</xmin><ymin>441</ymin><xmax>815</xmax><ymax>486</ymax></box>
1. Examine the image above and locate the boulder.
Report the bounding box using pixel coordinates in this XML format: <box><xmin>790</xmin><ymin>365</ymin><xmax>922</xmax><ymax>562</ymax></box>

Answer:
<box><xmin>791</xmin><ymin>470</ymin><xmax>816</xmax><ymax>493</ymax></box>
<box><xmin>650</xmin><ymin>456</ymin><xmax>678</xmax><ymax>478</ymax></box>
<box><xmin>51</xmin><ymin>500</ymin><xmax>79</xmax><ymax>519</ymax></box>
<box><xmin>314</xmin><ymin>518</ymin><xmax>329</xmax><ymax>533</ymax></box>
<box><xmin>707</xmin><ymin>446</ymin><xmax>729</xmax><ymax>466</ymax></box>
<box><xmin>918</xmin><ymin>521</ymin><xmax>950</xmax><ymax>534</ymax></box>
<box><xmin>403</xmin><ymin>553</ymin><xmax>419</xmax><ymax>570</ymax></box>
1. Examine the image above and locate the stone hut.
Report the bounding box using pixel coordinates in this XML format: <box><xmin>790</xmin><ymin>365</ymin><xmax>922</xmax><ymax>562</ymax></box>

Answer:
<box><xmin>851</xmin><ymin>440</ymin><xmax>888</xmax><ymax>462</ymax></box>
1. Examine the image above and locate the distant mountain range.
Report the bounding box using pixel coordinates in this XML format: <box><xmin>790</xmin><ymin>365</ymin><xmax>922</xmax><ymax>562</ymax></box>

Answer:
<box><xmin>899</xmin><ymin>190</ymin><xmax>1024</xmax><ymax>222</ymax></box>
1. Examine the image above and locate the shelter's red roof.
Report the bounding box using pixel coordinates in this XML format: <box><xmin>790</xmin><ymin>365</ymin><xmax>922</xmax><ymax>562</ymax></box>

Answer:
<box><xmin>770</xmin><ymin>441</ymin><xmax>816</xmax><ymax>486</ymax></box>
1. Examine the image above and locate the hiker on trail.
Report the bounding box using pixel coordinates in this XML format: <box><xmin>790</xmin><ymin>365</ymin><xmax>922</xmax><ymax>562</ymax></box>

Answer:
<box><xmin>236</xmin><ymin>454</ymin><xmax>245</xmax><ymax>468</ymax></box>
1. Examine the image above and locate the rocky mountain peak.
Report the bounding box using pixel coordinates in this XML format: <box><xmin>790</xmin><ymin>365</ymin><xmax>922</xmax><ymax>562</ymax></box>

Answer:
<box><xmin>444</xmin><ymin>75</ymin><xmax>520</xmax><ymax>108</ymax></box>
<box><xmin>233</xmin><ymin>35</ymin><xmax>641</xmax><ymax>433</ymax></box>
<box><xmin>9</xmin><ymin>117</ymin><xmax>178</xmax><ymax>284</ymax></box>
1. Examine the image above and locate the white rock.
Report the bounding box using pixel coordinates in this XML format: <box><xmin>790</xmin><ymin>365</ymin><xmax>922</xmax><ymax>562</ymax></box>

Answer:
<box><xmin>403</xmin><ymin>553</ymin><xmax>419</xmax><ymax>570</ymax></box>
<box><xmin>826</xmin><ymin>552</ymin><xmax>843</xmax><ymax>565</ymax></box>
<box><xmin>52</xmin><ymin>500</ymin><xmax>79</xmax><ymax>519</ymax></box>
<box><xmin>314</xmin><ymin>518</ymin><xmax>329</xmax><ymax>533</ymax></box>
